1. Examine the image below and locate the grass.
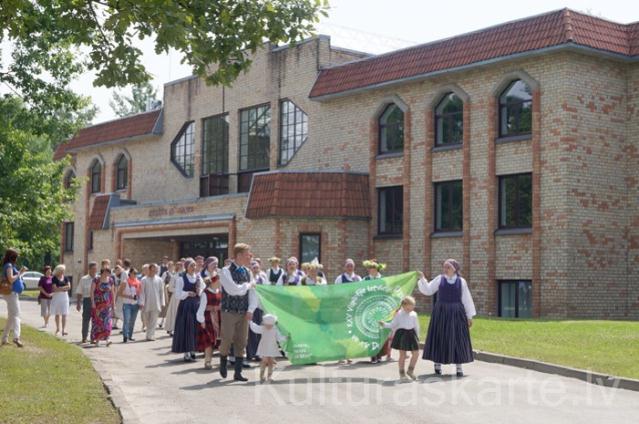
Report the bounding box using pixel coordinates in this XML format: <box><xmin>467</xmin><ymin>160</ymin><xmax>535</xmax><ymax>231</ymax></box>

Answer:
<box><xmin>19</xmin><ymin>290</ymin><xmax>41</xmax><ymax>300</ymax></box>
<box><xmin>0</xmin><ymin>318</ymin><xmax>120</xmax><ymax>424</ymax></box>
<box><xmin>418</xmin><ymin>315</ymin><xmax>639</xmax><ymax>380</ymax></box>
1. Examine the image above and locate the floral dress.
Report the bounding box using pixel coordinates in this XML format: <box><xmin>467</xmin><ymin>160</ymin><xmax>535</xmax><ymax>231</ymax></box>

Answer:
<box><xmin>91</xmin><ymin>278</ymin><xmax>114</xmax><ymax>342</ymax></box>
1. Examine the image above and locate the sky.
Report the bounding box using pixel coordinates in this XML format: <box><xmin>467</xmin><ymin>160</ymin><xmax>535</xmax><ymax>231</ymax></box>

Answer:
<box><xmin>11</xmin><ymin>0</ymin><xmax>639</xmax><ymax>123</ymax></box>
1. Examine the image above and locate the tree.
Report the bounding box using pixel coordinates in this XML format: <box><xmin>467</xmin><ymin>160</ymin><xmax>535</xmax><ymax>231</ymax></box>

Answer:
<box><xmin>110</xmin><ymin>81</ymin><xmax>160</xmax><ymax>117</ymax></box>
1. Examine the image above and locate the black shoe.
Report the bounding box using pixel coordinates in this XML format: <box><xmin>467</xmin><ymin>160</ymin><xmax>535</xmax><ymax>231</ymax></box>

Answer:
<box><xmin>434</xmin><ymin>367</ymin><xmax>442</xmax><ymax>375</ymax></box>
<box><xmin>220</xmin><ymin>356</ymin><xmax>228</xmax><ymax>378</ymax></box>
<box><xmin>456</xmin><ymin>371</ymin><xmax>464</xmax><ymax>377</ymax></box>
<box><xmin>129</xmin><ymin>337</ymin><xmax>136</xmax><ymax>342</ymax></box>
<box><xmin>234</xmin><ymin>356</ymin><xmax>248</xmax><ymax>382</ymax></box>
<box><xmin>242</xmin><ymin>361</ymin><xmax>251</xmax><ymax>369</ymax></box>
<box><xmin>123</xmin><ymin>337</ymin><xmax>128</xmax><ymax>343</ymax></box>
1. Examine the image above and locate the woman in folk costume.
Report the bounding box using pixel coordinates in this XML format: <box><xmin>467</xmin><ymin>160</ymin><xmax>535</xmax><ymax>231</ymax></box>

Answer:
<box><xmin>276</xmin><ymin>257</ymin><xmax>305</xmax><ymax>286</ymax></box>
<box><xmin>200</xmin><ymin>256</ymin><xmax>219</xmax><ymax>280</ymax></box>
<box><xmin>363</xmin><ymin>259</ymin><xmax>392</xmax><ymax>364</ymax></box>
<box><xmin>249</xmin><ymin>314</ymin><xmax>287</xmax><ymax>383</ymax></box>
<box><xmin>172</xmin><ymin>258</ymin><xmax>204</xmax><ymax>362</ymax></box>
<box><xmin>334</xmin><ymin>258</ymin><xmax>362</xmax><ymax>284</ymax></box>
<box><xmin>164</xmin><ymin>260</ymin><xmax>184</xmax><ymax>336</ymax></box>
<box><xmin>418</xmin><ymin>259</ymin><xmax>476</xmax><ymax>377</ymax></box>
<box><xmin>266</xmin><ymin>257</ymin><xmax>283</xmax><ymax>285</ymax></box>
<box><xmin>196</xmin><ymin>270</ymin><xmax>222</xmax><ymax>369</ymax></box>
<box><xmin>158</xmin><ymin>261</ymin><xmax>175</xmax><ymax>329</ymax></box>
<box><xmin>301</xmin><ymin>258</ymin><xmax>327</xmax><ymax>285</ymax></box>
<box><xmin>247</xmin><ymin>260</ymin><xmax>268</xmax><ymax>361</ymax></box>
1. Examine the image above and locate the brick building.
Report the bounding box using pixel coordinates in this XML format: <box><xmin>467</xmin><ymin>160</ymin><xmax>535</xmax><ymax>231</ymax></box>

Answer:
<box><xmin>55</xmin><ymin>9</ymin><xmax>639</xmax><ymax>319</ymax></box>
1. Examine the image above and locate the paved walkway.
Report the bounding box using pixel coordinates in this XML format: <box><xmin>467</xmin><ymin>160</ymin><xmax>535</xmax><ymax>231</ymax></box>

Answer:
<box><xmin>2</xmin><ymin>299</ymin><xmax>638</xmax><ymax>424</ymax></box>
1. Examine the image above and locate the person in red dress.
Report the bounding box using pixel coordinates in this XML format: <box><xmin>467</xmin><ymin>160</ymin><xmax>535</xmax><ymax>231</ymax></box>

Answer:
<box><xmin>196</xmin><ymin>271</ymin><xmax>222</xmax><ymax>369</ymax></box>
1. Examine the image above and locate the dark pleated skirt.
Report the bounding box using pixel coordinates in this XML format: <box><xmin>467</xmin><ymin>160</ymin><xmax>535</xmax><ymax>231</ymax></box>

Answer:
<box><xmin>391</xmin><ymin>328</ymin><xmax>420</xmax><ymax>351</ymax></box>
<box><xmin>172</xmin><ymin>297</ymin><xmax>199</xmax><ymax>353</ymax></box>
<box><xmin>246</xmin><ymin>307</ymin><xmax>263</xmax><ymax>359</ymax></box>
<box><xmin>423</xmin><ymin>302</ymin><xmax>473</xmax><ymax>364</ymax></box>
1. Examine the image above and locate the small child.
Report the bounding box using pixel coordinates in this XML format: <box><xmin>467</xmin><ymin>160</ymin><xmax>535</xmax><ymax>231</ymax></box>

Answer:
<box><xmin>196</xmin><ymin>273</ymin><xmax>222</xmax><ymax>370</ymax></box>
<box><xmin>379</xmin><ymin>296</ymin><xmax>420</xmax><ymax>380</ymax></box>
<box><xmin>248</xmin><ymin>314</ymin><xmax>287</xmax><ymax>383</ymax></box>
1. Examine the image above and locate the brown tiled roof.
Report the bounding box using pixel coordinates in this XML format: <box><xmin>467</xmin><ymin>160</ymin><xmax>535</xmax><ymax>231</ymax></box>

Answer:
<box><xmin>88</xmin><ymin>195</ymin><xmax>112</xmax><ymax>230</ymax></box>
<box><xmin>246</xmin><ymin>172</ymin><xmax>370</xmax><ymax>219</ymax></box>
<box><xmin>54</xmin><ymin>109</ymin><xmax>162</xmax><ymax>160</ymax></box>
<box><xmin>309</xmin><ymin>9</ymin><xmax>639</xmax><ymax>99</ymax></box>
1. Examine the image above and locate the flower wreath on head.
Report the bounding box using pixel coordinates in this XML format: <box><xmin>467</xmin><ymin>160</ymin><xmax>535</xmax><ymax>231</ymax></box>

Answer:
<box><xmin>362</xmin><ymin>259</ymin><xmax>386</xmax><ymax>273</ymax></box>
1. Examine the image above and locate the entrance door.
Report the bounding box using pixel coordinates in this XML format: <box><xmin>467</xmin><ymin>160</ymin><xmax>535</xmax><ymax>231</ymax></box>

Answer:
<box><xmin>179</xmin><ymin>234</ymin><xmax>229</xmax><ymax>263</ymax></box>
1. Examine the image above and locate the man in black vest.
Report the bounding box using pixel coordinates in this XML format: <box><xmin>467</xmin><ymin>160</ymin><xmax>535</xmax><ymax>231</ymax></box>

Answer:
<box><xmin>218</xmin><ymin>243</ymin><xmax>257</xmax><ymax>381</ymax></box>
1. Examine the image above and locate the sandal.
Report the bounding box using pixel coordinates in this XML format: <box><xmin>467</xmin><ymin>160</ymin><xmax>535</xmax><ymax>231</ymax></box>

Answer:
<box><xmin>13</xmin><ymin>339</ymin><xmax>23</xmax><ymax>348</ymax></box>
<box><xmin>204</xmin><ymin>361</ymin><xmax>212</xmax><ymax>370</ymax></box>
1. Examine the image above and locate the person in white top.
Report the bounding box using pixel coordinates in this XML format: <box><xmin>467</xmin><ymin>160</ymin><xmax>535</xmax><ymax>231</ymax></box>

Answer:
<box><xmin>417</xmin><ymin>258</ymin><xmax>476</xmax><ymax>377</ymax></box>
<box><xmin>75</xmin><ymin>262</ymin><xmax>98</xmax><ymax>343</ymax></box>
<box><xmin>249</xmin><ymin>314</ymin><xmax>287</xmax><ymax>383</ymax></box>
<box><xmin>334</xmin><ymin>258</ymin><xmax>362</xmax><ymax>284</ymax></box>
<box><xmin>380</xmin><ymin>295</ymin><xmax>421</xmax><ymax>380</ymax></box>
<box><xmin>300</xmin><ymin>258</ymin><xmax>327</xmax><ymax>285</ymax></box>
<box><xmin>276</xmin><ymin>257</ymin><xmax>305</xmax><ymax>286</ymax></box>
<box><xmin>139</xmin><ymin>263</ymin><xmax>166</xmax><ymax>341</ymax></box>
<box><xmin>266</xmin><ymin>257</ymin><xmax>283</xmax><ymax>285</ymax></box>
<box><xmin>164</xmin><ymin>261</ymin><xmax>184</xmax><ymax>335</ymax></box>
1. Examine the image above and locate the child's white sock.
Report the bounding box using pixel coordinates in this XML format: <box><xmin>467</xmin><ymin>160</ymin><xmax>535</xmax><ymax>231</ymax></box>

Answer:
<box><xmin>434</xmin><ymin>363</ymin><xmax>442</xmax><ymax>371</ymax></box>
<box><xmin>456</xmin><ymin>364</ymin><xmax>463</xmax><ymax>373</ymax></box>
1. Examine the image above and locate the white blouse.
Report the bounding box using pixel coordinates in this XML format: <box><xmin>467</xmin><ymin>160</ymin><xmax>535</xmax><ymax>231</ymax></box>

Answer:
<box><xmin>175</xmin><ymin>273</ymin><xmax>204</xmax><ymax>301</ymax></box>
<box><xmin>417</xmin><ymin>275</ymin><xmax>477</xmax><ymax>319</ymax></box>
<box><xmin>334</xmin><ymin>272</ymin><xmax>362</xmax><ymax>284</ymax></box>
<box><xmin>383</xmin><ymin>309</ymin><xmax>420</xmax><ymax>335</ymax></box>
<box><xmin>196</xmin><ymin>288</ymin><xmax>221</xmax><ymax>324</ymax></box>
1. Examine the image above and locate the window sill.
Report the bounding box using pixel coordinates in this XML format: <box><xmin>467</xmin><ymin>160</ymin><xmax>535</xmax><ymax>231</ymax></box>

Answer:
<box><xmin>432</xmin><ymin>144</ymin><xmax>462</xmax><ymax>153</ymax></box>
<box><xmin>495</xmin><ymin>227</ymin><xmax>532</xmax><ymax>236</ymax></box>
<box><xmin>374</xmin><ymin>234</ymin><xmax>403</xmax><ymax>240</ymax></box>
<box><xmin>431</xmin><ymin>231</ymin><xmax>463</xmax><ymax>238</ymax></box>
<box><xmin>495</xmin><ymin>134</ymin><xmax>531</xmax><ymax>144</ymax></box>
<box><xmin>376</xmin><ymin>152</ymin><xmax>403</xmax><ymax>160</ymax></box>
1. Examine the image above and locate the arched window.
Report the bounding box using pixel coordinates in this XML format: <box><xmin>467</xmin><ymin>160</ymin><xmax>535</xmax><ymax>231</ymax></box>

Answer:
<box><xmin>115</xmin><ymin>154</ymin><xmax>128</xmax><ymax>190</ymax></box>
<box><xmin>435</xmin><ymin>92</ymin><xmax>463</xmax><ymax>146</ymax></box>
<box><xmin>171</xmin><ymin>122</ymin><xmax>195</xmax><ymax>177</ymax></box>
<box><xmin>499</xmin><ymin>80</ymin><xmax>532</xmax><ymax>137</ymax></box>
<box><xmin>63</xmin><ymin>170</ymin><xmax>75</xmax><ymax>189</ymax></box>
<box><xmin>90</xmin><ymin>160</ymin><xmax>102</xmax><ymax>193</ymax></box>
<box><xmin>378</xmin><ymin>104</ymin><xmax>404</xmax><ymax>154</ymax></box>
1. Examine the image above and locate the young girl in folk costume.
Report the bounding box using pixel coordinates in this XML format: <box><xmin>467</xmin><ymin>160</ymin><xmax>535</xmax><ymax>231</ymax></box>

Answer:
<box><xmin>249</xmin><ymin>314</ymin><xmax>287</xmax><ymax>383</ymax></box>
<box><xmin>247</xmin><ymin>260</ymin><xmax>268</xmax><ymax>361</ymax></box>
<box><xmin>334</xmin><ymin>259</ymin><xmax>362</xmax><ymax>284</ymax></box>
<box><xmin>418</xmin><ymin>259</ymin><xmax>476</xmax><ymax>377</ymax></box>
<box><xmin>196</xmin><ymin>271</ymin><xmax>222</xmax><ymax>369</ymax></box>
<box><xmin>276</xmin><ymin>257</ymin><xmax>305</xmax><ymax>286</ymax></box>
<box><xmin>379</xmin><ymin>296</ymin><xmax>420</xmax><ymax>380</ymax></box>
<box><xmin>164</xmin><ymin>261</ymin><xmax>184</xmax><ymax>336</ymax></box>
<box><xmin>301</xmin><ymin>258</ymin><xmax>327</xmax><ymax>285</ymax></box>
<box><xmin>364</xmin><ymin>259</ymin><xmax>392</xmax><ymax>363</ymax></box>
<box><xmin>266</xmin><ymin>257</ymin><xmax>283</xmax><ymax>285</ymax></box>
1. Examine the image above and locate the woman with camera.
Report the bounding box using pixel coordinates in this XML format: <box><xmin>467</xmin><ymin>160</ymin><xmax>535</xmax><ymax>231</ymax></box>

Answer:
<box><xmin>119</xmin><ymin>267</ymin><xmax>142</xmax><ymax>343</ymax></box>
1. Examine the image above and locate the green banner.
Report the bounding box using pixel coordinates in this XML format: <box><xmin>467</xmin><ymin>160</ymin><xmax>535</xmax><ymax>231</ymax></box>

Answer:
<box><xmin>255</xmin><ymin>272</ymin><xmax>418</xmax><ymax>365</ymax></box>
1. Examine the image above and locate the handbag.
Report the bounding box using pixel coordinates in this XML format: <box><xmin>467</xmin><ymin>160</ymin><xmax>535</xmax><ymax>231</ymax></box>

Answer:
<box><xmin>0</xmin><ymin>274</ymin><xmax>12</xmax><ymax>295</ymax></box>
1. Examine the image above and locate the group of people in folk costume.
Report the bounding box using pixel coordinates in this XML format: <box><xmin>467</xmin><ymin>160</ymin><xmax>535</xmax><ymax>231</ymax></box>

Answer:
<box><xmin>1</xmin><ymin>243</ymin><xmax>476</xmax><ymax>383</ymax></box>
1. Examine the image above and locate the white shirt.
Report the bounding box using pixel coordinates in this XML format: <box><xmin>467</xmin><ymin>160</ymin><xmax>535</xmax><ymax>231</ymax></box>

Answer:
<box><xmin>383</xmin><ymin>309</ymin><xmax>420</xmax><ymax>335</ymax></box>
<box><xmin>253</xmin><ymin>271</ymin><xmax>268</xmax><ymax>285</ymax></box>
<box><xmin>302</xmin><ymin>275</ymin><xmax>327</xmax><ymax>285</ymax></box>
<box><xmin>175</xmin><ymin>273</ymin><xmax>204</xmax><ymax>301</ymax></box>
<box><xmin>276</xmin><ymin>270</ymin><xmax>305</xmax><ymax>286</ymax></box>
<box><xmin>219</xmin><ymin>264</ymin><xmax>258</xmax><ymax>313</ymax></box>
<box><xmin>417</xmin><ymin>275</ymin><xmax>477</xmax><ymax>319</ymax></box>
<box><xmin>334</xmin><ymin>272</ymin><xmax>362</xmax><ymax>284</ymax></box>
<box><xmin>139</xmin><ymin>275</ymin><xmax>165</xmax><ymax>312</ymax></box>
<box><xmin>75</xmin><ymin>274</ymin><xmax>96</xmax><ymax>298</ymax></box>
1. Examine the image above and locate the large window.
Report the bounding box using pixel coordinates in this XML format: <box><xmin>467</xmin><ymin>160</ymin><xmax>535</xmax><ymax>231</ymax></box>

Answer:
<box><xmin>499</xmin><ymin>173</ymin><xmax>532</xmax><ymax>229</ymax></box>
<box><xmin>279</xmin><ymin>100</ymin><xmax>308</xmax><ymax>165</ymax></box>
<box><xmin>499</xmin><ymin>280</ymin><xmax>532</xmax><ymax>318</ymax></box>
<box><xmin>200</xmin><ymin>114</ymin><xmax>229</xmax><ymax>197</ymax></box>
<box><xmin>378</xmin><ymin>104</ymin><xmax>404</xmax><ymax>154</ymax></box>
<box><xmin>434</xmin><ymin>180</ymin><xmax>463</xmax><ymax>232</ymax></box>
<box><xmin>171</xmin><ymin>122</ymin><xmax>195</xmax><ymax>177</ymax></box>
<box><xmin>90</xmin><ymin>160</ymin><xmax>101</xmax><ymax>193</ymax></box>
<box><xmin>63</xmin><ymin>222</ymin><xmax>74</xmax><ymax>252</ymax></box>
<box><xmin>435</xmin><ymin>92</ymin><xmax>463</xmax><ymax>146</ymax></box>
<box><xmin>115</xmin><ymin>154</ymin><xmax>128</xmax><ymax>190</ymax></box>
<box><xmin>378</xmin><ymin>186</ymin><xmax>403</xmax><ymax>236</ymax></box>
<box><xmin>299</xmin><ymin>233</ymin><xmax>321</xmax><ymax>264</ymax></box>
<box><xmin>499</xmin><ymin>80</ymin><xmax>532</xmax><ymax>137</ymax></box>
<box><xmin>238</xmin><ymin>104</ymin><xmax>271</xmax><ymax>192</ymax></box>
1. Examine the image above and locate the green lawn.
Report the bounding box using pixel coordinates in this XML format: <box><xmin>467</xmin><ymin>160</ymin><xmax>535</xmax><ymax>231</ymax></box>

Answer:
<box><xmin>0</xmin><ymin>318</ymin><xmax>120</xmax><ymax>424</ymax></box>
<box><xmin>19</xmin><ymin>289</ymin><xmax>41</xmax><ymax>300</ymax></box>
<box><xmin>419</xmin><ymin>315</ymin><xmax>639</xmax><ymax>380</ymax></box>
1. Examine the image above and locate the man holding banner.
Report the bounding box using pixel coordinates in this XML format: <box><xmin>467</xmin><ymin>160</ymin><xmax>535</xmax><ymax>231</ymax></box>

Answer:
<box><xmin>218</xmin><ymin>243</ymin><xmax>258</xmax><ymax>382</ymax></box>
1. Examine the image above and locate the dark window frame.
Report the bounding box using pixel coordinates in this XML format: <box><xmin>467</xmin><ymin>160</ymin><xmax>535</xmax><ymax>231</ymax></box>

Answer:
<box><xmin>63</xmin><ymin>170</ymin><xmax>75</xmax><ymax>189</ymax></box>
<box><xmin>498</xmin><ymin>173</ymin><xmax>532</xmax><ymax>229</ymax></box>
<box><xmin>115</xmin><ymin>154</ymin><xmax>128</xmax><ymax>190</ymax></box>
<box><xmin>63</xmin><ymin>222</ymin><xmax>74</xmax><ymax>252</ymax></box>
<box><xmin>498</xmin><ymin>280</ymin><xmax>533</xmax><ymax>318</ymax></box>
<box><xmin>378</xmin><ymin>104</ymin><xmax>404</xmax><ymax>155</ymax></box>
<box><xmin>299</xmin><ymin>233</ymin><xmax>322</xmax><ymax>264</ymax></box>
<box><xmin>170</xmin><ymin>121</ymin><xmax>195</xmax><ymax>178</ymax></box>
<box><xmin>238</xmin><ymin>103</ymin><xmax>271</xmax><ymax>172</ymax></box>
<box><xmin>279</xmin><ymin>99</ymin><xmax>309</xmax><ymax>166</ymax></box>
<box><xmin>435</xmin><ymin>92</ymin><xmax>463</xmax><ymax>147</ymax></box>
<box><xmin>200</xmin><ymin>113</ymin><xmax>230</xmax><ymax>197</ymax></box>
<box><xmin>90</xmin><ymin>160</ymin><xmax>101</xmax><ymax>193</ymax></box>
<box><xmin>88</xmin><ymin>230</ymin><xmax>94</xmax><ymax>251</ymax></box>
<box><xmin>498</xmin><ymin>79</ymin><xmax>533</xmax><ymax>138</ymax></box>
<box><xmin>434</xmin><ymin>180</ymin><xmax>463</xmax><ymax>232</ymax></box>
<box><xmin>377</xmin><ymin>186</ymin><xmax>403</xmax><ymax>236</ymax></box>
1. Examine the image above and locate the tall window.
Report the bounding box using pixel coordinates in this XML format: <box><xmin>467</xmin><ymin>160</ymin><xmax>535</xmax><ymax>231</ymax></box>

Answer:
<box><xmin>90</xmin><ymin>160</ymin><xmax>101</xmax><ymax>193</ymax></box>
<box><xmin>171</xmin><ymin>122</ymin><xmax>195</xmax><ymax>177</ymax></box>
<box><xmin>434</xmin><ymin>180</ymin><xmax>463</xmax><ymax>232</ymax></box>
<box><xmin>88</xmin><ymin>230</ymin><xmax>94</xmax><ymax>251</ymax></box>
<box><xmin>63</xmin><ymin>222</ymin><xmax>74</xmax><ymax>252</ymax></box>
<box><xmin>299</xmin><ymin>233</ymin><xmax>321</xmax><ymax>264</ymax></box>
<box><xmin>499</xmin><ymin>280</ymin><xmax>532</xmax><ymax>318</ymax></box>
<box><xmin>200</xmin><ymin>114</ymin><xmax>229</xmax><ymax>197</ymax></box>
<box><xmin>63</xmin><ymin>170</ymin><xmax>75</xmax><ymax>189</ymax></box>
<box><xmin>499</xmin><ymin>80</ymin><xmax>532</xmax><ymax>137</ymax></box>
<box><xmin>378</xmin><ymin>186</ymin><xmax>403</xmax><ymax>236</ymax></box>
<box><xmin>378</xmin><ymin>104</ymin><xmax>404</xmax><ymax>154</ymax></box>
<box><xmin>238</xmin><ymin>104</ymin><xmax>270</xmax><ymax>192</ymax></box>
<box><xmin>115</xmin><ymin>154</ymin><xmax>128</xmax><ymax>190</ymax></box>
<box><xmin>435</xmin><ymin>92</ymin><xmax>463</xmax><ymax>146</ymax></box>
<box><xmin>279</xmin><ymin>100</ymin><xmax>308</xmax><ymax>165</ymax></box>
<box><xmin>499</xmin><ymin>173</ymin><xmax>532</xmax><ymax>229</ymax></box>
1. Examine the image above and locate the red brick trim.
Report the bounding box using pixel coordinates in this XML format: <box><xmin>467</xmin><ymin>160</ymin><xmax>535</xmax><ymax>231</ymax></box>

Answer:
<box><xmin>486</xmin><ymin>96</ymin><xmax>498</xmax><ymax>315</ymax></box>
<box><xmin>274</xmin><ymin>218</ymin><xmax>282</xmax><ymax>258</ymax></box>
<box><xmin>402</xmin><ymin>110</ymin><xmax>412</xmax><ymax>272</ymax></box>
<box><xmin>423</xmin><ymin>107</ymin><xmax>434</xmax><ymax>277</ymax></box>
<box><xmin>462</xmin><ymin>102</ymin><xmax>472</xmax><ymax>281</ymax></box>
<box><xmin>531</xmin><ymin>89</ymin><xmax>542</xmax><ymax>317</ymax></box>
